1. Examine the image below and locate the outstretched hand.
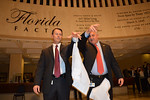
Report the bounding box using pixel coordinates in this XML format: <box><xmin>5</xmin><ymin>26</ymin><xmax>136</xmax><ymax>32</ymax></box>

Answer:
<box><xmin>68</xmin><ymin>32</ymin><xmax>82</xmax><ymax>40</ymax></box>
<box><xmin>86</xmin><ymin>24</ymin><xmax>100</xmax><ymax>34</ymax></box>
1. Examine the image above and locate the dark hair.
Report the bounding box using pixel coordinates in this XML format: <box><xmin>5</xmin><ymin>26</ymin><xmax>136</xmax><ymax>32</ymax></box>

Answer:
<box><xmin>52</xmin><ymin>28</ymin><xmax>63</xmax><ymax>35</ymax></box>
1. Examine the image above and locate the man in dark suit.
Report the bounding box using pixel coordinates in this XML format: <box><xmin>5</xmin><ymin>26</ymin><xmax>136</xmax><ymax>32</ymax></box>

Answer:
<box><xmin>77</xmin><ymin>24</ymin><xmax>124</xmax><ymax>100</ymax></box>
<box><xmin>33</xmin><ymin>28</ymin><xmax>74</xmax><ymax>100</ymax></box>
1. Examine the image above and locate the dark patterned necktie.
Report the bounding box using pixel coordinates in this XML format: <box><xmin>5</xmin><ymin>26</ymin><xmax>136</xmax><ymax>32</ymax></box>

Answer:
<box><xmin>54</xmin><ymin>45</ymin><xmax>60</xmax><ymax>78</ymax></box>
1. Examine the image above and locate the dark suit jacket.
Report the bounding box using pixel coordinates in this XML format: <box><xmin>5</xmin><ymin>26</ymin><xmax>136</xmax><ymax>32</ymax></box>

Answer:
<box><xmin>78</xmin><ymin>33</ymin><xmax>123</xmax><ymax>87</ymax></box>
<box><xmin>34</xmin><ymin>43</ymin><xmax>73</xmax><ymax>94</ymax></box>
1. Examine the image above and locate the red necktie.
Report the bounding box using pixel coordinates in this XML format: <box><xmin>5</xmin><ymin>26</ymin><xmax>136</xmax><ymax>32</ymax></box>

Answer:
<box><xmin>54</xmin><ymin>45</ymin><xmax>60</xmax><ymax>78</ymax></box>
<box><xmin>95</xmin><ymin>45</ymin><xmax>104</xmax><ymax>74</ymax></box>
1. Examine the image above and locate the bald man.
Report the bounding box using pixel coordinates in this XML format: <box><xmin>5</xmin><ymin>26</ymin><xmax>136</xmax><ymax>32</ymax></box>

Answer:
<box><xmin>77</xmin><ymin>24</ymin><xmax>124</xmax><ymax>100</ymax></box>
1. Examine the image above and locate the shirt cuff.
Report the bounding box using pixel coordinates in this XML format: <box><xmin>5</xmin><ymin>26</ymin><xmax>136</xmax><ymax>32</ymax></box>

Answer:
<box><xmin>85</xmin><ymin>32</ymin><xmax>89</xmax><ymax>38</ymax></box>
<box><xmin>72</xmin><ymin>37</ymin><xmax>79</xmax><ymax>42</ymax></box>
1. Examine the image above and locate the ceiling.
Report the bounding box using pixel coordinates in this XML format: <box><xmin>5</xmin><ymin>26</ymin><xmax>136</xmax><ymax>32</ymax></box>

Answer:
<box><xmin>0</xmin><ymin>34</ymin><xmax>150</xmax><ymax>65</ymax></box>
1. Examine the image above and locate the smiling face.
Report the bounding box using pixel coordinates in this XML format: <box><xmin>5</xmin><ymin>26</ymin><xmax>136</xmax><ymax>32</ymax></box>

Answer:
<box><xmin>88</xmin><ymin>32</ymin><xmax>99</xmax><ymax>45</ymax></box>
<box><xmin>52</xmin><ymin>28</ymin><xmax>63</xmax><ymax>44</ymax></box>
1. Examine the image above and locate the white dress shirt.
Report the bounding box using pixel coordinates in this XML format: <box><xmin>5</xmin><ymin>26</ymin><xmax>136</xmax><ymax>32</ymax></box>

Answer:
<box><xmin>91</xmin><ymin>41</ymin><xmax>108</xmax><ymax>75</ymax></box>
<box><xmin>53</xmin><ymin>43</ymin><xmax>66</xmax><ymax>74</ymax></box>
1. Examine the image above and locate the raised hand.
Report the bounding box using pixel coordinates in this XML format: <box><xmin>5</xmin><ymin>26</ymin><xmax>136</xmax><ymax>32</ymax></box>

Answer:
<box><xmin>72</xmin><ymin>32</ymin><xmax>82</xmax><ymax>40</ymax></box>
<box><xmin>68</xmin><ymin>32</ymin><xmax>82</xmax><ymax>40</ymax></box>
<box><xmin>86</xmin><ymin>24</ymin><xmax>100</xmax><ymax>34</ymax></box>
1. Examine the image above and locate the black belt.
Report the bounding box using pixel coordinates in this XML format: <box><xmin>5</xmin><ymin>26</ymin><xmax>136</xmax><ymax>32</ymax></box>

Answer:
<box><xmin>87</xmin><ymin>73</ymin><xmax>108</xmax><ymax>98</ymax></box>
<box><xmin>90</xmin><ymin>73</ymin><xmax>108</xmax><ymax>79</ymax></box>
<box><xmin>52</xmin><ymin>73</ymin><xmax>66</xmax><ymax>78</ymax></box>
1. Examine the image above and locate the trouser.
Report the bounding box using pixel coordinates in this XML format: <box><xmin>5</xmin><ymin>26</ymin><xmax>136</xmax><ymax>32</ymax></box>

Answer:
<box><xmin>43</xmin><ymin>74</ymin><xmax>70</xmax><ymax>100</ymax></box>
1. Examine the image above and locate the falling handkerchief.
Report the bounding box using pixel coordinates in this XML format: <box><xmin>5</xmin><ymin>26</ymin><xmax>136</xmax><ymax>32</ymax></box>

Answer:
<box><xmin>90</xmin><ymin>78</ymin><xmax>111</xmax><ymax>100</ymax></box>
<box><xmin>72</xmin><ymin>42</ymin><xmax>90</xmax><ymax>95</ymax></box>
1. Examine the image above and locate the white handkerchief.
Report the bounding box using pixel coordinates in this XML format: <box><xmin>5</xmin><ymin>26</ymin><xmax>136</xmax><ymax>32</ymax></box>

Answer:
<box><xmin>72</xmin><ymin>42</ymin><xmax>90</xmax><ymax>95</ymax></box>
<box><xmin>89</xmin><ymin>78</ymin><xmax>111</xmax><ymax>100</ymax></box>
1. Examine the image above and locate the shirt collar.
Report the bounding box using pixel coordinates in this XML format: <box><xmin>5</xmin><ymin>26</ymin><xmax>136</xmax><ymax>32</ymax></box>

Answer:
<box><xmin>96</xmin><ymin>41</ymin><xmax>100</xmax><ymax>47</ymax></box>
<box><xmin>53</xmin><ymin>43</ymin><xmax>61</xmax><ymax>48</ymax></box>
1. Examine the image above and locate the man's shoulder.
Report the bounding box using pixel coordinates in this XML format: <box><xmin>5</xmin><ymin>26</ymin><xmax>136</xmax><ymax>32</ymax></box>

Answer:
<box><xmin>86</xmin><ymin>41</ymin><xmax>110</xmax><ymax>47</ymax></box>
<box><xmin>42</xmin><ymin>45</ymin><xmax>52</xmax><ymax>52</ymax></box>
<box><xmin>99</xmin><ymin>42</ymin><xmax>110</xmax><ymax>47</ymax></box>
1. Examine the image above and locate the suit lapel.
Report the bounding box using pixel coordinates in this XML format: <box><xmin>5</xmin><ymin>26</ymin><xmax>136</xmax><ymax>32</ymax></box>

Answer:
<box><xmin>60</xmin><ymin>44</ymin><xmax>65</xmax><ymax>58</ymax></box>
<box><xmin>60</xmin><ymin>44</ymin><xmax>63</xmax><ymax>54</ymax></box>
<box><xmin>100</xmin><ymin>42</ymin><xmax>110</xmax><ymax>70</ymax></box>
<box><xmin>48</xmin><ymin>45</ymin><xmax>54</xmax><ymax>71</ymax></box>
<box><xmin>100</xmin><ymin>42</ymin><xmax>106</xmax><ymax>58</ymax></box>
<box><xmin>49</xmin><ymin>45</ymin><xmax>54</xmax><ymax>60</ymax></box>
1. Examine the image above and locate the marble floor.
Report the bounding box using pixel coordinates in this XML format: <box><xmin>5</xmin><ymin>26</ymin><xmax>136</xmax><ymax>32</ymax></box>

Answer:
<box><xmin>113</xmin><ymin>91</ymin><xmax>150</xmax><ymax>100</ymax></box>
<box><xmin>0</xmin><ymin>87</ymin><xmax>149</xmax><ymax>100</ymax></box>
<box><xmin>70</xmin><ymin>88</ymin><xmax>150</xmax><ymax>100</ymax></box>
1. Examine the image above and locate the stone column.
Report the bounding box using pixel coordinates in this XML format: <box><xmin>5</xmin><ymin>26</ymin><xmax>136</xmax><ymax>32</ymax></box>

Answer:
<box><xmin>9</xmin><ymin>54</ymin><xmax>24</xmax><ymax>83</ymax></box>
